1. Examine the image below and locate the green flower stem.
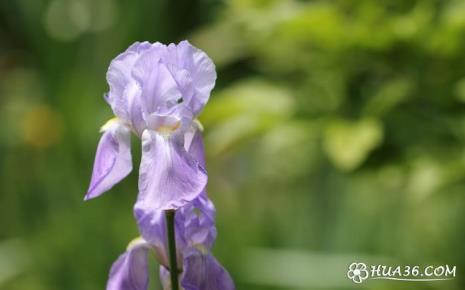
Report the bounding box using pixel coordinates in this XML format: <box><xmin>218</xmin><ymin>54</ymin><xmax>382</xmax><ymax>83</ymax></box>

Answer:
<box><xmin>165</xmin><ymin>210</ymin><xmax>179</xmax><ymax>290</ymax></box>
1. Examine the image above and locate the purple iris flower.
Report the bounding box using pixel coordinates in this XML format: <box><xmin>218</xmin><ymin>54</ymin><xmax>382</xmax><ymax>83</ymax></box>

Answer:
<box><xmin>85</xmin><ymin>41</ymin><xmax>233</xmax><ymax>289</ymax></box>
<box><xmin>106</xmin><ymin>194</ymin><xmax>235</xmax><ymax>290</ymax></box>
<box><xmin>85</xmin><ymin>41</ymin><xmax>216</xmax><ymax>211</ymax></box>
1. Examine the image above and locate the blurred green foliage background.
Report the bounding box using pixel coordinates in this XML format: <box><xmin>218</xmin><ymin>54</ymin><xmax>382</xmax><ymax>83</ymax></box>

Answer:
<box><xmin>1</xmin><ymin>0</ymin><xmax>465</xmax><ymax>289</ymax></box>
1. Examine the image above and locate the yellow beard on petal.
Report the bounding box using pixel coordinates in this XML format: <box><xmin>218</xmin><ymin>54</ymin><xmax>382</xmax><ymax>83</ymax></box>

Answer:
<box><xmin>126</xmin><ymin>236</ymin><xmax>146</xmax><ymax>250</ymax></box>
<box><xmin>100</xmin><ymin>117</ymin><xmax>120</xmax><ymax>132</ymax></box>
<box><xmin>156</xmin><ymin>121</ymin><xmax>181</xmax><ymax>136</ymax></box>
<box><xmin>193</xmin><ymin>244</ymin><xmax>209</xmax><ymax>255</ymax></box>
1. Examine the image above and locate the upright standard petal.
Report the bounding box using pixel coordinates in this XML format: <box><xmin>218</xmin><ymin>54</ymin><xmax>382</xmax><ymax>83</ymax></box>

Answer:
<box><xmin>173</xmin><ymin>41</ymin><xmax>216</xmax><ymax>115</ymax></box>
<box><xmin>106</xmin><ymin>42</ymin><xmax>152</xmax><ymax>126</ymax></box>
<box><xmin>135</xmin><ymin>130</ymin><xmax>207</xmax><ymax>211</ymax></box>
<box><xmin>132</xmin><ymin>46</ymin><xmax>183</xmax><ymax>117</ymax></box>
<box><xmin>85</xmin><ymin>119</ymin><xmax>132</xmax><ymax>200</ymax></box>
<box><xmin>107</xmin><ymin>238</ymin><xmax>150</xmax><ymax>290</ymax></box>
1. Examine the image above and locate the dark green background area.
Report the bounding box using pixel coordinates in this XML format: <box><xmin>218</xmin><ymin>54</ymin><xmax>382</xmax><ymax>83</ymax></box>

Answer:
<box><xmin>1</xmin><ymin>0</ymin><xmax>465</xmax><ymax>289</ymax></box>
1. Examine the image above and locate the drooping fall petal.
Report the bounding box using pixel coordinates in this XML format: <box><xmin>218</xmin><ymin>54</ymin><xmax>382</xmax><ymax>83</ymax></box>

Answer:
<box><xmin>85</xmin><ymin>120</ymin><xmax>132</xmax><ymax>200</ymax></box>
<box><xmin>135</xmin><ymin>130</ymin><xmax>207</xmax><ymax>211</ymax></box>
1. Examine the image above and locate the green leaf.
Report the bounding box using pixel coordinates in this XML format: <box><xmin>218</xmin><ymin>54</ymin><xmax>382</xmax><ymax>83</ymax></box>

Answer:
<box><xmin>323</xmin><ymin>118</ymin><xmax>383</xmax><ymax>171</ymax></box>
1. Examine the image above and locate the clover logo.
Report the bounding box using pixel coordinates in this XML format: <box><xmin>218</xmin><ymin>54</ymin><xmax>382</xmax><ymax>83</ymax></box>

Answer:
<box><xmin>347</xmin><ymin>262</ymin><xmax>369</xmax><ymax>284</ymax></box>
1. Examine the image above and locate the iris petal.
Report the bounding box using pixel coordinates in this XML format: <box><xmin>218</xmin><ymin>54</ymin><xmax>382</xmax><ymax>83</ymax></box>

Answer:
<box><xmin>184</xmin><ymin>123</ymin><xmax>205</xmax><ymax>168</ymax></box>
<box><xmin>132</xmin><ymin>47</ymin><xmax>183</xmax><ymax>117</ymax></box>
<box><xmin>106</xmin><ymin>239</ymin><xmax>150</xmax><ymax>290</ymax></box>
<box><xmin>135</xmin><ymin>130</ymin><xmax>207</xmax><ymax>211</ymax></box>
<box><xmin>106</xmin><ymin>42</ymin><xmax>151</xmax><ymax>130</ymax></box>
<box><xmin>175</xmin><ymin>41</ymin><xmax>216</xmax><ymax>115</ymax></box>
<box><xmin>180</xmin><ymin>249</ymin><xmax>235</xmax><ymax>290</ymax></box>
<box><xmin>85</xmin><ymin>120</ymin><xmax>132</xmax><ymax>200</ymax></box>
